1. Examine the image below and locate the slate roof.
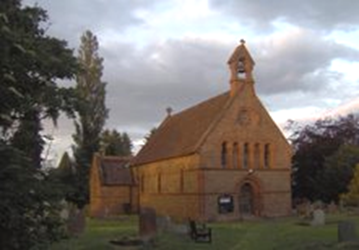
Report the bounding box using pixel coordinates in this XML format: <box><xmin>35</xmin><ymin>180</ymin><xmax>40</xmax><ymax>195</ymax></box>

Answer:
<box><xmin>99</xmin><ymin>156</ymin><xmax>134</xmax><ymax>186</ymax></box>
<box><xmin>132</xmin><ymin>91</ymin><xmax>231</xmax><ymax>166</ymax></box>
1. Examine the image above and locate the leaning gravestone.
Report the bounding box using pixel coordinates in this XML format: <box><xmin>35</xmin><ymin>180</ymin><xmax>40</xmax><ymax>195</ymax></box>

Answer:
<box><xmin>338</xmin><ymin>221</ymin><xmax>357</xmax><ymax>243</ymax></box>
<box><xmin>139</xmin><ymin>207</ymin><xmax>157</xmax><ymax>244</ymax></box>
<box><xmin>311</xmin><ymin>208</ymin><xmax>325</xmax><ymax>226</ymax></box>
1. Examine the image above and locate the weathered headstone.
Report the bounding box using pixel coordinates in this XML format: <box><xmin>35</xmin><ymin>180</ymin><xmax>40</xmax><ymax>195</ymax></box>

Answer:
<box><xmin>338</xmin><ymin>221</ymin><xmax>357</xmax><ymax>243</ymax></box>
<box><xmin>156</xmin><ymin>215</ymin><xmax>171</xmax><ymax>233</ymax></box>
<box><xmin>67</xmin><ymin>207</ymin><xmax>86</xmax><ymax>237</ymax></box>
<box><xmin>296</xmin><ymin>200</ymin><xmax>312</xmax><ymax>219</ymax></box>
<box><xmin>311</xmin><ymin>209</ymin><xmax>325</xmax><ymax>226</ymax></box>
<box><xmin>139</xmin><ymin>207</ymin><xmax>157</xmax><ymax>243</ymax></box>
<box><xmin>59</xmin><ymin>200</ymin><xmax>70</xmax><ymax>220</ymax></box>
<box><xmin>171</xmin><ymin>223</ymin><xmax>188</xmax><ymax>234</ymax></box>
<box><xmin>327</xmin><ymin>202</ymin><xmax>337</xmax><ymax>214</ymax></box>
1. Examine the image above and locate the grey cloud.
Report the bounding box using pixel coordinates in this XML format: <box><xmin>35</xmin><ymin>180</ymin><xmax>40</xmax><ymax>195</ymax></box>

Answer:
<box><xmin>23</xmin><ymin>0</ymin><xmax>359</xmax><ymax>145</ymax></box>
<box><xmin>23</xmin><ymin>0</ymin><xmax>157</xmax><ymax>47</ymax></box>
<box><xmin>98</xmin><ymin>33</ymin><xmax>359</xmax><ymax>136</ymax></box>
<box><xmin>101</xmin><ymin>39</ymin><xmax>231</xmax><ymax>133</ymax></box>
<box><xmin>253</xmin><ymin>30</ymin><xmax>359</xmax><ymax>95</ymax></box>
<box><xmin>209</xmin><ymin>0</ymin><xmax>359</xmax><ymax>31</ymax></box>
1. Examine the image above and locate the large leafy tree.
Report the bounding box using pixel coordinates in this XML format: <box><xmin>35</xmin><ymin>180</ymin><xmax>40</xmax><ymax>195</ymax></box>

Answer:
<box><xmin>72</xmin><ymin>30</ymin><xmax>108</xmax><ymax>207</ymax></box>
<box><xmin>341</xmin><ymin>164</ymin><xmax>359</xmax><ymax>206</ymax></box>
<box><xmin>0</xmin><ymin>0</ymin><xmax>77</xmax><ymax>249</ymax></box>
<box><xmin>321</xmin><ymin>144</ymin><xmax>359</xmax><ymax>202</ymax></box>
<box><xmin>290</xmin><ymin>115</ymin><xmax>359</xmax><ymax>202</ymax></box>
<box><xmin>0</xmin><ymin>0</ymin><xmax>76</xmax><ymax>165</ymax></box>
<box><xmin>100</xmin><ymin>129</ymin><xmax>133</xmax><ymax>156</ymax></box>
<box><xmin>0</xmin><ymin>145</ymin><xmax>66</xmax><ymax>250</ymax></box>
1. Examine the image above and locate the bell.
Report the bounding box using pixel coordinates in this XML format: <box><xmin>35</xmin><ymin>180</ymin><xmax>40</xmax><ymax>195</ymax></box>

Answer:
<box><xmin>238</xmin><ymin>61</ymin><xmax>245</xmax><ymax>73</ymax></box>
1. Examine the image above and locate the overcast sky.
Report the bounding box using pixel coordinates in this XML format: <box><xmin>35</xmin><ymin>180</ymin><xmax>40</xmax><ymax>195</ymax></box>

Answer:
<box><xmin>23</xmin><ymin>0</ymin><xmax>359</xmax><ymax>164</ymax></box>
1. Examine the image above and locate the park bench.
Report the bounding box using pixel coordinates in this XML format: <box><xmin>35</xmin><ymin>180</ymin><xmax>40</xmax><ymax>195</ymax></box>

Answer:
<box><xmin>188</xmin><ymin>219</ymin><xmax>212</xmax><ymax>243</ymax></box>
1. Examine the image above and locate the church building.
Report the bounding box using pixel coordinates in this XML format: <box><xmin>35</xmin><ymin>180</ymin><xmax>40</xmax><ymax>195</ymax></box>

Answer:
<box><xmin>89</xmin><ymin>154</ymin><xmax>137</xmax><ymax>217</ymax></box>
<box><xmin>131</xmin><ymin>40</ymin><xmax>292</xmax><ymax>222</ymax></box>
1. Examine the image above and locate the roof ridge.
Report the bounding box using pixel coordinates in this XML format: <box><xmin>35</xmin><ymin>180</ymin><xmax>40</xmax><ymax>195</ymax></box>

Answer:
<box><xmin>194</xmin><ymin>93</ymin><xmax>235</xmax><ymax>152</ymax></box>
<box><xmin>170</xmin><ymin>91</ymin><xmax>229</xmax><ymax>118</ymax></box>
<box><xmin>132</xmin><ymin>91</ymin><xmax>230</xmax><ymax>166</ymax></box>
<box><xmin>194</xmin><ymin>82</ymin><xmax>248</xmax><ymax>151</ymax></box>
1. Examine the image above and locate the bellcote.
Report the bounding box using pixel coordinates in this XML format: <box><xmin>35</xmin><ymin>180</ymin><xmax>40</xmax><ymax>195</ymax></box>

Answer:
<box><xmin>227</xmin><ymin>40</ymin><xmax>255</xmax><ymax>96</ymax></box>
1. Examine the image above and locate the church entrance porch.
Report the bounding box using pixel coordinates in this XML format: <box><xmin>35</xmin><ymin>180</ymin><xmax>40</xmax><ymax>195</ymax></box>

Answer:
<box><xmin>238</xmin><ymin>180</ymin><xmax>262</xmax><ymax>218</ymax></box>
<box><xmin>239</xmin><ymin>183</ymin><xmax>254</xmax><ymax>215</ymax></box>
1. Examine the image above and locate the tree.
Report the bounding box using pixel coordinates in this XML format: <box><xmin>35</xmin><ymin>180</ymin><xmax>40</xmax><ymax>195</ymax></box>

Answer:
<box><xmin>0</xmin><ymin>0</ymin><xmax>77</xmax><ymax>248</ymax></box>
<box><xmin>321</xmin><ymin>144</ymin><xmax>359</xmax><ymax>202</ymax></box>
<box><xmin>10</xmin><ymin>108</ymin><xmax>44</xmax><ymax>168</ymax></box>
<box><xmin>72</xmin><ymin>30</ymin><xmax>108</xmax><ymax>207</ymax></box>
<box><xmin>290</xmin><ymin>114</ymin><xmax>359</xmax><ymax>202</ymax></box>
<box><xmin>144</xmin><ymin>127</ymin><xmax>157</xmax><ymax>144</ymax></box>
<box><xmin>49</xmin><ymin>152</ymin><xmax>77</xmax><ymax>199</ymax></box>
<box><xmin>0</xmin><ymin>145</ymin><xmax>66</xmax><ymax>250</ymax></box>
<box><xmin>100</xmin><ymin>129</ymin><xmax>133</xmax><ymax>156</ymax></box>
<box><xmin>0</xmin><ymin>0</ymin><xmax>77</xmax><ymax>165</ymax></box>
<box><xmin>341</xmin><ymin>164</ymin><xmax>359</xmax><ymax>206</ymax></box>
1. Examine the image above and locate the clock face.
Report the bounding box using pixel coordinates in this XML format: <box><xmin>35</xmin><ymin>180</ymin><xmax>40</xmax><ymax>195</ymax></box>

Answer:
<box><xmin>237</xmin><ymin>109</ymin><xmax>260</xmax><ymax>126</ymax></box>
<box><xmin>237</xmin><ymin>110</ymin><xmax>250</xmax><ymax>126</ymax></box>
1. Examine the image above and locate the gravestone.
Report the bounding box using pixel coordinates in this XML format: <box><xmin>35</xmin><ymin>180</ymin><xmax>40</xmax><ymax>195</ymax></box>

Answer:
<box><xmin>338</xmin><ymin>221</ymin><xmax>357</xmax><ymax>243</ymax></box>
<box><xmin>327</xmin><ymin>202</ymin><xmax>337</xmax><ymax>214</ymax></box>
<box><xmin>67</xmin><ymin>207</ymin><xmax>86</xmax><ymax>237</ymax></box>
<box><xmin>59</xmin><ymin>200</ymin><xmax>70</xmax><ymax>220</ymax></box>
<box><xmin>139</xmin><ymin>207</ymin><xmax>157</xmax><ymax>243</ymax></box>
<box><xmin>311</xmin><ymin>209</ymin><xmax>325</xmax><ymax>226</ymax></box>
<box><xmin>296</xmin><ymin>200</ymin><xmax>312</xmax><ymax>218</ymax></box>
<box><xmin>156</xmin><ymin>215</ymin><xmax>171</xmax><ymax>233</ymax></box>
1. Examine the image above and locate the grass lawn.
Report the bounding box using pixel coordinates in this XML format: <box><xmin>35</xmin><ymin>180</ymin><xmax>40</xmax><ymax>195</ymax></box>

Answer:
<box><xmin>50</xmin><ymin>214</ymin><xmax>359</xmax><ymax>250</ymax></box>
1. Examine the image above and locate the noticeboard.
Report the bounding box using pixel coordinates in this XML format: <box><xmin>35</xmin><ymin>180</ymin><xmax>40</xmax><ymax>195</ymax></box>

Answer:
<box><xmin>218</xmin><ymin>194</ymin><xmax>234</xmax><ymax>214</ymax></box>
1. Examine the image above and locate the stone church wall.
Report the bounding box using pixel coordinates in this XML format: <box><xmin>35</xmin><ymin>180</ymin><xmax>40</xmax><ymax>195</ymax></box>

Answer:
<box><xmin>201</xmin><ymin>169</ymin><xmax>291</xmax><ymax>221</ymax></box>
<box><xmin>90</xmin><ymin>186</ymin><xmax>132</xmax><ymax>217</ymax></box>
<box><xmin>134</xmin><ymin>154</ymin><xmax>203</xmax><ymax>222</ymax></box>
<box><xmin>197</xmin><ymin>82</ymin><xmax>292</xmax><ymax>220</ymax></box>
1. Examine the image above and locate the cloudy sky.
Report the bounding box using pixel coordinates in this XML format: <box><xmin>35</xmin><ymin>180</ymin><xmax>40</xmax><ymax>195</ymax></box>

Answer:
<box><xmin>23</xmin><ymin>0</ymin><xmax>359</xmax><ymax>163</ymax></box>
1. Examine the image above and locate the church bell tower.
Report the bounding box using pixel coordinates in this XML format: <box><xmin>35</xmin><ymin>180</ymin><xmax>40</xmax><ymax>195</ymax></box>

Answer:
<box><xmin>227</xmin><ymin>39</ymin><xmax>255</xmax><ymax>97</ymax></box>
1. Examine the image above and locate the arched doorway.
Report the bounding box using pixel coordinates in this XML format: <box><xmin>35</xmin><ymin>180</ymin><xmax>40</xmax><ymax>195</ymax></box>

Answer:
<box><xmin>239</xmin><ymin>183</ymin><xmax>254</xmax><ymax>215</ymax></box>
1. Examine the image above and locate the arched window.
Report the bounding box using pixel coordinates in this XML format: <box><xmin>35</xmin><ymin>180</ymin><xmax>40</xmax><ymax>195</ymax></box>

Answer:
<box><xmin>243</xmin><ymin>143</ymin><xmax>249</xmax><ymax>169</ymax></box>
<box><xmin>254</xmin><ymin>143</ymin><xmax>260</xmax><ymax>169</ymax></box>
<box><xmin>264</xmin><ymin>143</ymin><xmax>271</xmax><ymax>169</ymax></box>
<box><xmin>180</xmin><ymin>169</ymin><xmax>184</xmax><ymax>193</ymax></box>
<box><xmin>141</xmin><ymin>175</ymin><xmax>145</xmax><ymax>193</ymax></box>
<box><xmin>157</xmin><ymin>173</ymin><xmax>161</xmax><ymax>193</ymax></box>
<box><xmin>221</xmin><ymin>142</ymin><xmax>227</xmax><ymax>168</ymax></box>
<box><xmin>233</xmin><ymin>143</ymin><xmax>239</xmax><ymax>168</ymax></box>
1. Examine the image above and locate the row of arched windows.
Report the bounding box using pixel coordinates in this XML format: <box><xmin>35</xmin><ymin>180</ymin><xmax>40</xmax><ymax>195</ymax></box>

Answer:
<box><xmin>140</xmin><ymin>169</ymin><xmax>185</xmax><ymax>194</ymax></box>
<box><xmin>221</xmin><ymin>142</ymin><xmax>272</xmax><ymax>169</ymax></box>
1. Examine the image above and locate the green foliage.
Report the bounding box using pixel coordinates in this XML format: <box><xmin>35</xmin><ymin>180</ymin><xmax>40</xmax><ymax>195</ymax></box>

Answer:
<box><xmin>72</xmin><ymin>30</ymin><xmax>108</xmax><ymax>208</ymax></box>
<box><xmin>321</xmin><ymin>145</ymin><xmax>359</xmax><ymax>203</ymax></box>
<box><xmin>0</xmin><ymin>0</ymin><xmax>78</xmax><ymax>248</ymax></box>
<box><xmin>0</xmin><ymin>144</ymin><xmax>67</xmax><ymax>250</ymax></box>
<box><xmin>144</xmin><ymin>127</ymin><xmax>157</xmax><ymax>144</ymax></box>
<box><xmin>290</xmin><ymin>114</ymin><xmax>359</xmax><ymax>202</ymax></box>
<box><xmin>49</xmin><ymin>152</ymin><xmax>80</xmax><ymax>205</ymax></box>
<box><xmin>11</xmin><ymin>108</ymin><xmax>44</xmax><ymax>168</ymax></box>
<box><xmin>0</xmin><ymin>0</ymin><xmax>77</xmax><ymax>130</ymax></box>
<box><xmin>100</xmin><ymin>129</ymin><xmax>133</xmax><ymax>156</ymax></box>
<box><xmin>341</xmin><ymin>164</ymin><xmax>359</xmax><ymax>206</ymax></box>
